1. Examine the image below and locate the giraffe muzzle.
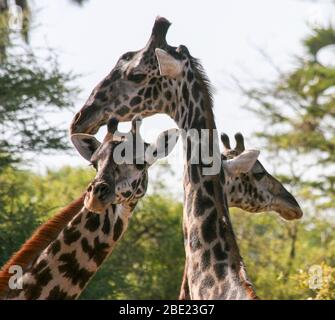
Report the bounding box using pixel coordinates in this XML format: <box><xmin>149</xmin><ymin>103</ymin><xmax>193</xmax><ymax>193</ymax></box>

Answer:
<box><xmin>275</xmin><ymin>189</ymin><xmax>303</xmax><ymax>220</ymax></box>
<box><xmin>85</xmin><ymin>182</ymin><xmax>115</xmax><ymax>213</ymax></box>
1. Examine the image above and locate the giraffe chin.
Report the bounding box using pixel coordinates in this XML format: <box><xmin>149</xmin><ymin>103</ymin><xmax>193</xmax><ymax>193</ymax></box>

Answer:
<box><xmin>272</xmin><ymin>191</ymin><xmax>303</xmax><ymax>220</ymax></box>
<box><xmin>275</xmin><ymin>202</ymin><xmax>303</xmax><ymax>220</ymax></box>
<box><xmin>279</xmin><ymin>208</ymin><xmax>303</xmax><ymax>221</ymax></box>
<box><xmin>84</xmin><ymin>195</ymin><xmax>107</xmax><ymax>214</ymax></box>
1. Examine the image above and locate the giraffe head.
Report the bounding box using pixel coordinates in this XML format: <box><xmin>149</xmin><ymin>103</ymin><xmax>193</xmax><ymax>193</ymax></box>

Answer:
<box><xmin>71</xmin><ymin>116</ymin><xmax>179</xmax><ymax>213</ymax></box>
<box><xmin>70</xmin><ymin>16</ymin><xmax>210</xmax><ymax>135</ymax></box>
<box><xmin>221</xmin><ymin>133</ymin><xmax>303</xmax><ymax>220</ymax></box>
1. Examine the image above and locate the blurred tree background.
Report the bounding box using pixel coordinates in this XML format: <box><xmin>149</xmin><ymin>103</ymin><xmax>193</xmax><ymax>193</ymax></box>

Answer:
<box><xmin>1</xmin><ymin>0</ymin><xmax>335</xmax><ymax>299</ymax></box>
<box><xmin>238</xmin><ymin>5</ymin><xmax>335</xmax><ymax>299</ymax></box>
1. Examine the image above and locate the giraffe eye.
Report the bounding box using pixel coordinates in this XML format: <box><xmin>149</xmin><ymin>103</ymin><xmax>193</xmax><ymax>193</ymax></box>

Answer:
<box><xmin>127</xmin><ymin>72</ymin><xmax>146</xmax><ymax>83</ymax></box>
<box><xmin>121</xmin><ymin>51</ymin><xmax>135</xmax><ymax>61</ymax></box>
<box><xmin>253</xmin><ymin>172</ymin><xmax>265</xmax><ymax>181</ymax></box>
<box><xmin>90</xmin><ymin>161</ymin><xmax>98</xmax><ymax>171</ymax></box>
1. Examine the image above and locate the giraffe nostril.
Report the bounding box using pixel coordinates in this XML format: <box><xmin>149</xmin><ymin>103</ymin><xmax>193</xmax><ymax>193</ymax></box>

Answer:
<box><xmin>87</xmin><ymin>185</ymin><xmax>92</xmax><ymax>192</ymax></box>
<box><xmin>94</xmin><ymin>183</ymin><xmax>110</xmax><ymax>195</ymax></box>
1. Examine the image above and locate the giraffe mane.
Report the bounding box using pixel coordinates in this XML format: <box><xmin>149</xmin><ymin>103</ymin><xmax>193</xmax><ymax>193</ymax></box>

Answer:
<box><xmin>0</xmin><ymin>193</ymin><xmax>85</xmax><ymax>298</ymax></box>
<box><xmin>188</xmin><ymin>55</ymin><xmax>215</xmax><ymax>128</ymax></box>
<box><xmin>189</xmin><ymin>52</ymin><xmax>258</xmax><ymax>299</ymax></box>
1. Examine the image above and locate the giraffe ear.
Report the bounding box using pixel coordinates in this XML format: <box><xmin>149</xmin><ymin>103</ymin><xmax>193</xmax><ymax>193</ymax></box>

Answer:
<box><xmin>155</xmin><ymin>48</ymin><xmax>183</xmax><ymax>78</ymax></box>
<box><xmin>145</xmin><ymin>128</ymin><xmax>179</xmax><ymax>165</ymax></box>
<box><xmin>71</xmin><ymin>134</ymin><xmax>101</xmax><ymax>161</ymax></box>
<box><xmin>223</xmin><ymin>149</ymin><xmax>260</xmax><ymax>176</ymax></box>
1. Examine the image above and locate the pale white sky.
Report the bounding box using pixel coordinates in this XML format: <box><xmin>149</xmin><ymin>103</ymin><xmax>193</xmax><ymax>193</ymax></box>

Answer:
<box><xmin>27</xmin><ymin>0</ymin><xmax>334</xmax><ymax>196</ymax></box>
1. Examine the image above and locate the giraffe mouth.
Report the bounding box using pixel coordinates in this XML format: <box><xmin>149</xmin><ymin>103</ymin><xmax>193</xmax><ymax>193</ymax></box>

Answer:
<box><xmin>273</xmin><ymin>198</ymin><xmax>303</xmax><ymax>220</ymax></box>
<box><xmin>278</xmin><ymin>207</ymin><xmax>303</xmax><ymax>220</ymax></box>
<box><xmin>84</xmin><ymin>193</ymin><xmax>108</xmax><ymax>214</ymax></box>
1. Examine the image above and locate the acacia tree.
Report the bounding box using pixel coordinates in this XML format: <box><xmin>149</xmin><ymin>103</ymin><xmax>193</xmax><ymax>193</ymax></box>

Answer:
<box><xmin>0</xmin><ymin>1</ymin><xmax>89</xmax><ymax>169</ymax></box>
<box><xmin>242</xmin><ymin>25</ymin><xmax>335</xmax><ymax>212</ymax></box>
<box><xmin>241</xmin><ymin>21</ymin><xmax>335</xmax><ymax>298</ymax></box>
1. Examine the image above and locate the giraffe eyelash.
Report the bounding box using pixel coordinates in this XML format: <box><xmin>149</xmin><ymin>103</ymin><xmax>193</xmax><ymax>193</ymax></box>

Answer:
<box><xmin>89</xmin><ymin>162</ymin><xmax>98</xmax><ymax>170</ymax></box>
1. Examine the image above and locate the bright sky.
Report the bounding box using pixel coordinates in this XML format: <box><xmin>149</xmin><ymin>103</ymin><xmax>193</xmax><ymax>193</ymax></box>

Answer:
<box><xmin>28</xmin><ymin>0</ymin><xmax>334</xmax><ymax>196</ymax></box>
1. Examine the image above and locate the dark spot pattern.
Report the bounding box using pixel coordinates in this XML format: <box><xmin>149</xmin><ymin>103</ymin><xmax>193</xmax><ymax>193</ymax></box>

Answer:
<box><xmin>187</xmin><ymin>70</ymin><xmax>194</xmax><ymax>83</ymax></box>
<box><xmin>118</xmin><ymin>105</ymin><xmax>129</xmax><ymax>116</ymax></box>
<box><xmin>113</xmin><ymin>217</ymin><xmax>124</xmax><ymax>241</ymax></box>
<box><xmin>110</xmin><ymin>69</ymin><xmax>121</xmax><ymax>82</ymax></box>
<box><xmin>46</xmin><ymin>286</ymin><xmax>77</xmax><ymax>300</ymax></box>
<box><xmin>199</xmin><ymin>275</ymin><xmax>215</xmax><ymax>298</ymax></box>
<box><xmin>144</xmin><ymin>87</ymin><xmax>152</xmax><ymax>99</ymax></box>
<box><xmin>63</xmin><ymin>226</ymin><xmax>81</xmax><ymax>245</ymax></box>
<box><xmin>58</xmin><ymin>251</ymin><xmax>93</xmax><ymax>289</ymax></box>
<box><xmin>24</xmin><ymin>281</ymin><xmax>43</xmax><ymax>300</ymax></box>
<box><xmin>194</xmin><ymin>190</ymin><xmax>214</xmax><ymax>217</ymax></box>
<box><xmin>153</xmin><ymin>87</ymin><xmax>159</xmax><ymax>99</ymax></box>
<box><xmin>82</xmin><ymin>138</ymin><xmax>98</xmax><ymax>155</ymax></box>
<box><xmin>201</xmin><ymin>210</ymin><xmax>218</xmax><ymax>243</ymax></box>
<box><xmin>214</xmin><ymin>263</ymin><xmax>227</xmax><ymax>279</ymax></box>
<box><xmin>182</xmin><ymin>82</ymin><xmax>189</xmax><ymax>105</ymax></box>
<box><xmin>212</xmin><ymin>242</ymin><xmax>227</xmax><ymax>261</ymax></box>
<box><xmin>122</xmin><ymin>191</ymin><xmax>132</xmax><ymax>198</ymax></box>
<box><xmin>164</xmin><ymin>90</ymin><xmax>172</xmax><ymax>100</ymax></box>
<box><xmin>192</xmin><ymin>81</ymin><xmax>200</xmax><ymax>102</ymax></box>
<box><xmin>84</xmin><ymin>212</ymin><xmax>101</xmax><ymax>232</ymax></box>
<box><xmin>49</xmin><ymin>240</ymin><xmax>61</xmax><ymax>256</ymax></box>
<box><xmin>81</xmin><ymin>237</ymin><xmax>109</xmax><ymax>266</ymax></box>
<box><xmin>72</xmin><ymin>214</ymin><xmax>82</xmax><ymax>226</ymax></box>
<box><xmin>22</xmin><ymin>260</ymin><xmax>53</xmax><ymax>299</ymax></box>
<box><xmin>130</xmin><ymin>96</ymin><xmax>142</xmax><ymax>106</ymax></box>
<box><xmin>203</xmin><ymin>180</ymin><xmax>214</xmax><ymax>196</ymax></box>
<box><xmin>190</xmin><ymin>165</ymin><xmax>199</xmax><ymax>184</ymax></box>
<box><xmin>102</xmin><ymin>212</ymin><xmax>111</xmax><ymax>235</ymax></box>
<box><xmin>201</xmin><ymin>250</ymin><xmax>211</xmax><ymax>271</ymax></box>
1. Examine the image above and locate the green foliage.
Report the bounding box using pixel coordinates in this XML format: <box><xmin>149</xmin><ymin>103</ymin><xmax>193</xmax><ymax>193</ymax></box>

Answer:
<box><xmin>0</xmin><ymin>1</ymin><xmax>82</xmax><ymax>170</ymax></box>
<box><xmin>240</xmin><ymin>20</ymin><xmax>335</xmax><ymax>298</ymax></box>
<box><xmin>0</xmin><ymin>166</ymin><xmax>94</xmax><ymax>266</ymax></box>
<box><xmin>2</xmin><ymin>166</ymin><xmax>335</xmax><ymax>300</ymax></box>
<box><xmin>293</xmin><ymin>262</ymin><xmax>335</xmax><ymax>300</ymax></box>
<box><xmin>304</xmin><ymin>25</ymin><xmax>335</xmax><ymax>58</ymax></box>
<box><xmin>0</xmin><ymin>52</ymin><xmax>79</xmax><ymax>167</ymax></box>
<box><xmin>0</xmin><ymin>166</ymin><xmax>42</xmax><ymax>262</ymax></box>
<box><xmin>231</xmin><ymin>209</ymin><xmax>335</xmax><ymax>299</ymax></box>
<box><xmin>0</xmin><ymin>166</ymin><xmax>185</xmax><ymax>299</ymax></box>
<box><xmin>243</xmin><ymin>24</ymin><xmax>335</xmax><ymax>211</ymax></box>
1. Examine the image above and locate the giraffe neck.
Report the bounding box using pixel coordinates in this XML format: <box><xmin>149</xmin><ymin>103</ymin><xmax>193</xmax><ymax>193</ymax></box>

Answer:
<box><xmin>169</xmin><ymin>66</ymin><xmax>256</xmax><ymax>299</ymax></box>
<box><xmin>4</xmin><ymin>201</ymin><xmax>137</xmax><ymax>300</ymax></box>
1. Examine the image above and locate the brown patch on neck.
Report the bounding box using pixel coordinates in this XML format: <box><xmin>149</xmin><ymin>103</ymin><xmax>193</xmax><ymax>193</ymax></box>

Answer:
<box><xmin>242</xmin><ymin>280</ymin><xmax>259</xmax><ymax>300</ymax></box>
<box><xmin>0</xmin><ymin>194</ymin><xmax>85</xmax><ymax>299</ymax></box>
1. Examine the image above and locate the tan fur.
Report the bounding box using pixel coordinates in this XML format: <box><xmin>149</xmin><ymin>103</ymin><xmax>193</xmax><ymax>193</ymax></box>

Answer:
<box><xmin>0</xmin><ymin>194</ymin><xmax>85</xmax><ymax>298</ymax></box>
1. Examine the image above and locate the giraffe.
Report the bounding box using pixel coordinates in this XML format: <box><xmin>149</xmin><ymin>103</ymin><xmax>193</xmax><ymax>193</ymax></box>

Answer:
<box><xmin>0</xmin><ymin>116</ymin><xmax>179</xmax><ymax>299</ymax></box>
<box><xmin>69</xmin><ymin>17</ymin><xmax>263</xmax><ymax>299</ymax></box>
<box><xmin>179</xmin><ymin>132</ymin><xmax>303</xmax><ymax>299</ymax></box>
<box><xmin>221</xmin><ymin>132</ymin><xmax>302</xmax><ymax>220</ymax></box>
